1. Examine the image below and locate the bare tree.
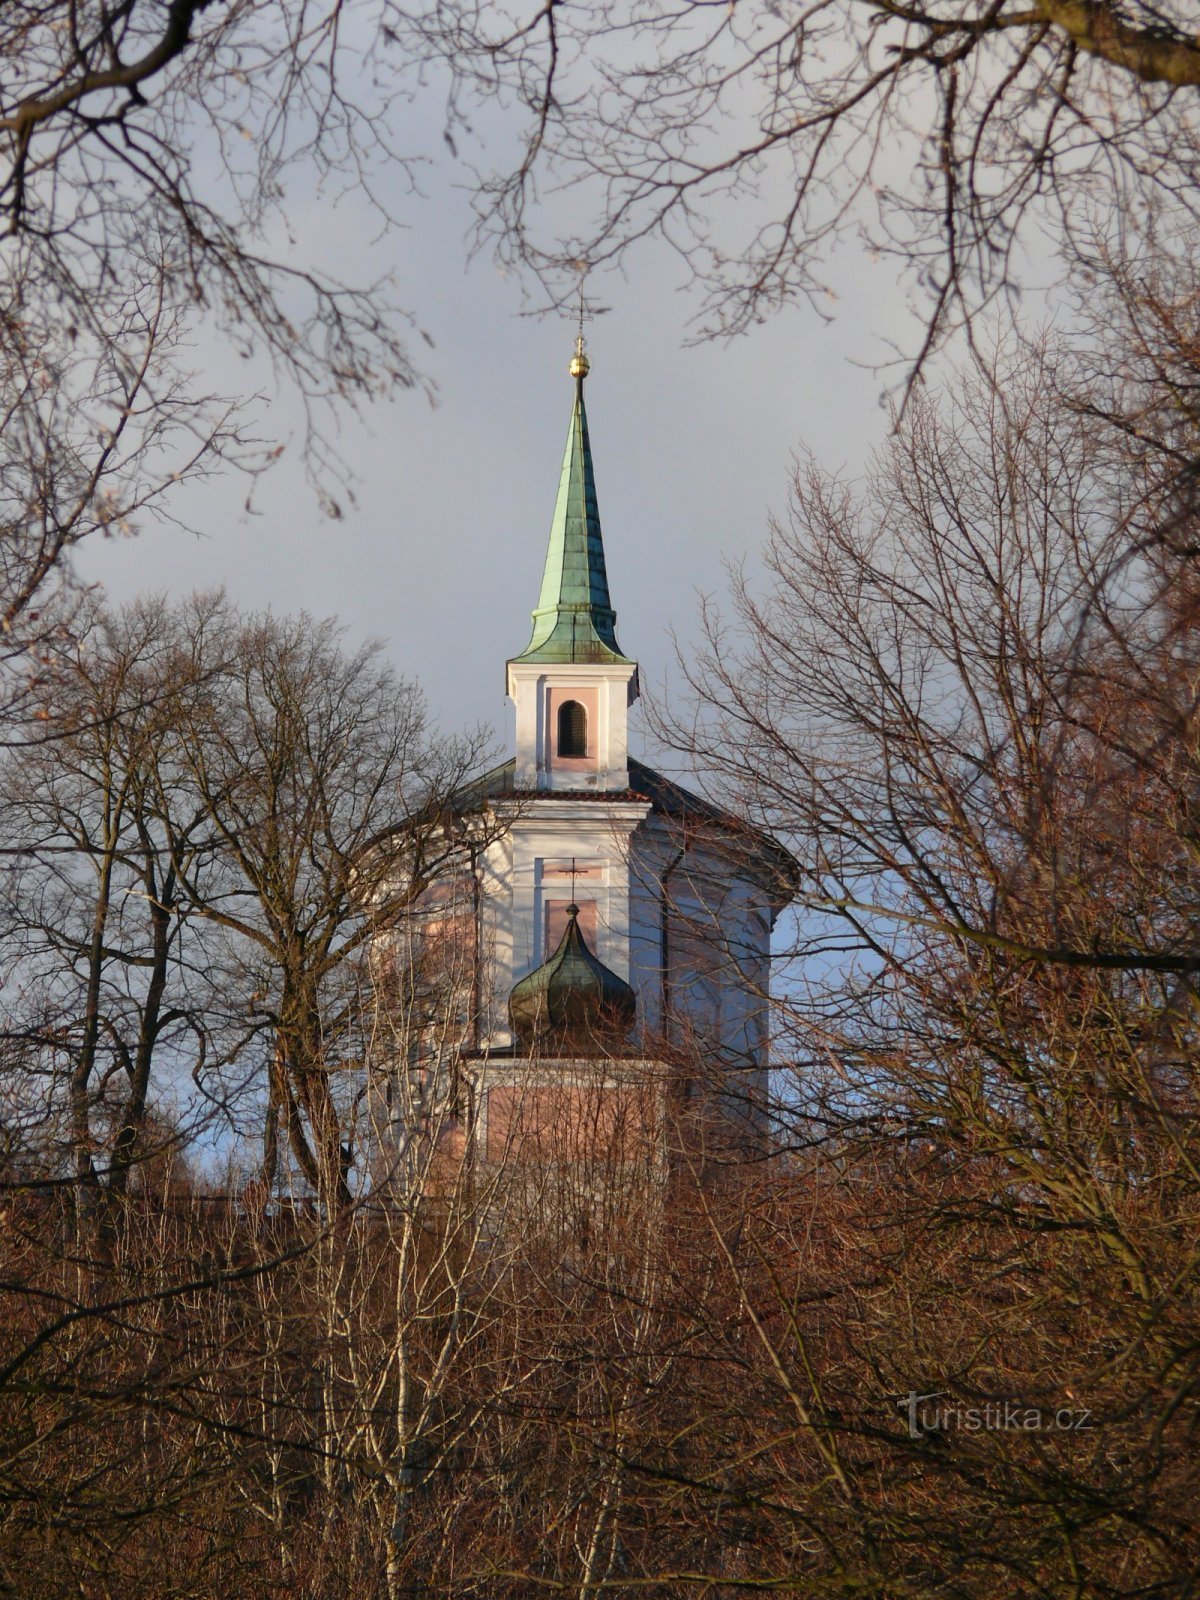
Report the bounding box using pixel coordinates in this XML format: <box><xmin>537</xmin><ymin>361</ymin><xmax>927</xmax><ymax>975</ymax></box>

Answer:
<box><xmin>14</xmin><ymin>0</ymin><xmax>1200</xmax><ymax>433</ymax></box>
<box><xmin>666</xmin><ymin>330</ymin><xmax>1197</xmax><ymax>983</ymax></box>
<box><xmin>0</xmin><ymin>278</ymin><xmax>244</xmax><ymax>735</ymax></box>
<box><xmin>156</xmin><ymin>601</ymin><xmax>499</xmax><ymax>1211</ymax></box>
<box><xmin>0</xmin><ymin>594</ymin><xmax>228</xmax><ymax>1209</ymax></box>
<box><xmin>1</xmin><ymin>590</ymin><xmax>503</xmax><ymax>1212</ymax></box>
<box><xmin>0</xmin><ymin>0</ymin><xmax>438</xmax><ymax>728</ymax></box>
<box><xmin>611</xmin><ymin>329</ymin><xmax>1200</xmax><ymax>1592</ymax></box>
<box><xmin>393</xmin><ymin>0</ymin><xmax>1200</xmax><ymax>373</ymax></box>
<box><xmin>0</xmin><ymin>590</ymin><xmax>511</xmax><ymax>1593</ymax></box>
<box><xmin>1</xmin><ymin>0</ymin><xmax>428</xmax><ymax>437</ymax></box>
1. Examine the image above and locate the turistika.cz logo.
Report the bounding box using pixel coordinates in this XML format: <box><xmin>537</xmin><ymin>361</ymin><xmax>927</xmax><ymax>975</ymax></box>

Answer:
<box><xmin>898</xmin><ymin>1391</ymin><xmax>1093</xmax><ymax>1440</ymax></box>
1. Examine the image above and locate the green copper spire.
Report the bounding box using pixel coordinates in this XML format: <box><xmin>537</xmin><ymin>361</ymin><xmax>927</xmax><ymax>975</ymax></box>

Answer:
<box><xmin>511</xmin><ymin>341</ymin><xmax>633</xmax><ymax>666</ymax></box>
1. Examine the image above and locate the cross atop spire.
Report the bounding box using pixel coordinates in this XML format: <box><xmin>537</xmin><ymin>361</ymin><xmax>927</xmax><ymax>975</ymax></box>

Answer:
<box><xmin>510</xmin><ymin>342</ymin><xmax>632</xmax><ymax>666</ymax></box>
<box><xmin>571</xmin><ymin>283</ymin><xmax>590</xmax><ymax>381</ymax></box>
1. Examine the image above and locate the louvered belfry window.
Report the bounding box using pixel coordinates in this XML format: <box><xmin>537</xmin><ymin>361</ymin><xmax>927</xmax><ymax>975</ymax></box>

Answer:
<box><xmin>557</xmin><ymin>699</ymin><xmax>587</xmax><ymax>757</ymax></box>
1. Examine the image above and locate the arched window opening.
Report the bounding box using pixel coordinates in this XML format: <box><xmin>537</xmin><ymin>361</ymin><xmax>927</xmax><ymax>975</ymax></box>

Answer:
<box><xmin>557</xmin><ymin>699</ymin><xmax>587</xmax><ymax>758</ymax></box>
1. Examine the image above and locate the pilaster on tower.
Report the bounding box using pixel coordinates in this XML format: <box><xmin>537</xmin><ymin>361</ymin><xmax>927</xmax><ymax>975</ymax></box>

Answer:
<box><xmin>507</xmin><ymin>340</ymin><xmax>640</xmax><ymax>793</ymax></box>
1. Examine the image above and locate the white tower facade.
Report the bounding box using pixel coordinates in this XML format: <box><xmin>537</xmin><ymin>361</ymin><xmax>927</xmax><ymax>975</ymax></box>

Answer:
<box><xmin>457</xmin><ymin>342</ymin><xmax>796</xmax><ymax>1089</ymax></box>
<box><xmin>370</xmin><ymin>344</ymin><xmax>796</xmax><ymax>1181</ymax></box>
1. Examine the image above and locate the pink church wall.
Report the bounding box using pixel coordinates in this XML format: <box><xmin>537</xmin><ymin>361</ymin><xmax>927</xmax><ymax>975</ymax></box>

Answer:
<box><xmin>547</xmin><ymin>686</ymin><xmax>599</xmax><ymax>773</ymax></box>
<box><xmin>545</xmin><ymin>897</ymin><xmax>597</xmax><ymax>950</ymax></box>
<box><xmin>485</xmin><ymin>1082</ymin><xmax>659</xmax><ymax>1165</ymax></box>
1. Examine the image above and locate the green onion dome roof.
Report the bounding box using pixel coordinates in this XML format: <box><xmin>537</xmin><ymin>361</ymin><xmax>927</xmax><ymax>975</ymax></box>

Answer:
<box><xmin>508</xmin><ymin>904</ymin><xmax>636</xmax><ymax>1054</ymax></box>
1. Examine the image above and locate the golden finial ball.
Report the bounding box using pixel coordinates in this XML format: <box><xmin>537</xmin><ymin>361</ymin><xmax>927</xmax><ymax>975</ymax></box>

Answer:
<box><xmin>570</xmin><ymin>337</ymin><xmax>590</xmax><ymax>379</ymax></box>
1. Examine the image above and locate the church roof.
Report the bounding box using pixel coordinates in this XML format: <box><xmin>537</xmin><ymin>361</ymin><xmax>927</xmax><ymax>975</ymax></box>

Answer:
<box><xmin>509</xmin><ymin>347</ymin><xmax>633</xmax><ymax>667</ymax></box>
<box><xmin>450</xmin><ymin>755</ymin><xmax>681</xmax><ymax>814</ymax></box>
<box><xmin>453</xmin><ymin>756</ymin><xmax>800</xmax><ymax>905</ymax></box>
<box><xmin>508</xmin><ymin>902</ymin><xmax>637</xmax><ymax>1052</ymax></box>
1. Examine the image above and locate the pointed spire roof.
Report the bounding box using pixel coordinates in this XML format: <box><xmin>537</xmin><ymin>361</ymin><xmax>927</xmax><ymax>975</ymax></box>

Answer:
<box><xmin>511</xmin><ymin>341</ymin><xmax>633</xmax><ymax>666</ymax></box>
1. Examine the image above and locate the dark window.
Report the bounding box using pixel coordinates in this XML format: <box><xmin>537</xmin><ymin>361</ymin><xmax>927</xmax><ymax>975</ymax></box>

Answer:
<box><xmin>557</xmin><ymin>699</ymin><xmax>587</xmax><ymax>757</ymax></box>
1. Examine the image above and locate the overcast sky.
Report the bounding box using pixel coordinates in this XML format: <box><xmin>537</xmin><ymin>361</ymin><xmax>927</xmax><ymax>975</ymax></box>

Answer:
<box><xmin>77</xmin><ymin>91</ymin><xmax>927</xmax><ymax>766</ymax></box>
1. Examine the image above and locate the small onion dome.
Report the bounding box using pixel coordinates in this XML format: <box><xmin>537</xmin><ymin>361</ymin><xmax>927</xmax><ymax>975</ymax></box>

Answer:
<box><xmin>509</xmin><ymin>904</ymin><xmax>636</xmax><ymax>1053</ymax></box>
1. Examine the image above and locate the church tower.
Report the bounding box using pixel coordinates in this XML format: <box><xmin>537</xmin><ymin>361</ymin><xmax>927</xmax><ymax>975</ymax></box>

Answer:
<box><xmin>459</xmin><ymin>339</ymin><xmax>794</xmax><ymax>1152</ymax></box>
<box><xmin>505</xmin><ymin>337</ymin><xmax>639</xmax><ymax>796</ymax></box>
<box><xmin>379</xmin><ymin>340</ymin><xmax>797</xmax><ymax>1176</ymax></box>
